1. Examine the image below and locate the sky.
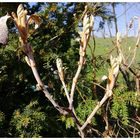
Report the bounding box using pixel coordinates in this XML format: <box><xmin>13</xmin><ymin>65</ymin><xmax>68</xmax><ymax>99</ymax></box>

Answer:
<box><xmin>116</xmin><ymin>3</ymin><xmax>140</xmax><ymax>37</ymax></box>
<box><xmin>28</xmin><ymin>2</ymin><xmax>140</xmax><ymax>37</ymax></box>
<box><xmin>93</xmin><ymin>2</ymin><xmax>140</xmax><ymax>37</ymax></box>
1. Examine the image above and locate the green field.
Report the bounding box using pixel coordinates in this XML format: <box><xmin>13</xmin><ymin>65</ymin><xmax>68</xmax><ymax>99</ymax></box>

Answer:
<box><xmin>86</xmin><ymin>36</ymin><xmax>140</xmax><ymax>81</ymax></box>
<box><xmin>87</xmin><ymin>36</ymin><xmax>139</xmax><ymax>64</ymax></box>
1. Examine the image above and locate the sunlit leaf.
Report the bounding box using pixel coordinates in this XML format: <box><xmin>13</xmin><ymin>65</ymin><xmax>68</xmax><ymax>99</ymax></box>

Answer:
<box><xmin>17</xmin><ymin>4</ymin><xmax>27</xmax><ymax>29</ymax></box>
<box><xmin>50</xmin><ymin>5</ymin><xmax>57</xmax><ymax>12</ymax></box>
<box><xmin>28</xmin><ymin>14</ymin><xmax>42</xmax><ymax>30</ymax></box>
<box><xmin>66</xmin><ymin>117</ymin><xmax>74</xmax><ymax>129</ymax></box>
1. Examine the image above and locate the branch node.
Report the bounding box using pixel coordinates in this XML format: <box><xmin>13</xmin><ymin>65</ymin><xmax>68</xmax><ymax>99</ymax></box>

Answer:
<box><xmin>36</xmin><ymin>84</ymin><xmax>43</xmax><ymax>91</ymax></box>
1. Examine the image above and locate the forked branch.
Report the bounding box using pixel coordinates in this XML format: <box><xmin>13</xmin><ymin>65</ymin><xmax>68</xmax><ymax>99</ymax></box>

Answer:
<box><xmin>81</xmin><ymin>54</ymin><xmax>122</xmax><ymax>131</ymax></box>
<box><xmin>69</xmin><ymin>8</ymin><xmax>94</xmax><ymax>110</ymax></box>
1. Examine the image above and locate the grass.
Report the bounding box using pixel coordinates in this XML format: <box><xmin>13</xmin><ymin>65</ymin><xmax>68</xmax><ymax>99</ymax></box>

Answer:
<box><xmin>88</xmin><ymin>37</ymin><xmax>113</xmax><ymax>56</ymax></box>
<box><xmin>87</xmin><ymin>36</ymin><xmax>140</xmax><ymax>65</ymax></box>
<box><xmin>86</xmin><ymin>36</ymin><xmax>140</xmax><ymax>82</ymax></box>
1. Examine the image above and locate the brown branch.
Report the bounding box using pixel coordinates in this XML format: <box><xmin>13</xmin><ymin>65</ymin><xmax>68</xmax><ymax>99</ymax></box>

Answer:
<box><xmin>126</xmin><ymin>124</ymin><xmax>140</xmax><ymax>135</ymax></box>
<box><xmin>136</xmin><ymin>76</ymin><xmax>140</xmax><ymax>96</ymax></box>
<box><xmin>81</xmin><ymin>90</ymin><xmax>113</xmax><ymax>131</ymax></box>
<box><xmin>127</xmin><ymin>44</ymin><xmax>139</xmax><ymax>68</ymax></box>
<box><xmin>93</xmin><ymin>82</ymin><xmax>106</xmax><ymax>91</ymax></box>
<box><xmin>26</xmin><ymin>48</ymin><xmax>84</xmax><ymax>136</ymax></box>
<box><xmin>61</xmin><ymin>81</ymin><xmax>71</xmax><ymax>104</ymax></box>
<box><xmin>69</xmin><ymin>12</ymin><xmax>93</xmax><ymax>110</ymax></box>
<box><xmin>129</xmin><ymin>118</ymin><xmax>140</xmax><ymax>125</ymax></box>
<box><xmin>88</xmin><ymin>35</ymin><xmax>97</xmax><ymax>97</ymax></box>
<box><xmin>127</xmin><ymin>18</ymin><xmax>140</xmax><ymax>68</ymax></box>
<box><xmin>81</xmin><ymin>54</ymin><xmax>122</xmax><ymax>131</ymax></box>
<box><xmin>28</xmin><ymin>51</ymin><xmax>86</xmax><ymax>137</ymax></box>
<box><xmin>69</xmin><ymin>49</ymin><xmax>85</xmax><ymax>109</ymax></box>
<box><xmin>117</xmin><ymin>119</ymin><xmax>130</xmax><ymax>137</ymax></box>
<box><xmin>127</xmin><ymin>66</ymin><xmax>137</xmax><ymax>76</ymax></box>
<box><xmin>76</xmin><ymin>86</ymin><xmax>86</xmax><ymax>103</ymax></box>
<box><xmin>25</xmin><ymin>43</ymin><xmax>69</xmax><ymax>115</ymax></box>
<box><xmin>116</xmin><ymin>126</ymin><xmax>121</xmax><ymax>138</ymax></box>
<box><xmin>122</xmin><ymin>18</ymin><xmax>140</xmax><ymax>69</ymax></box>
<box><xmin>104</xmin><ymin>99</ymin><xmax>111</xmax><ymax>131</ymax></box>
<box><xmin>56</xmin><ymin>58</ymin><xmax>71</xmax><ymax>104</ymax></box>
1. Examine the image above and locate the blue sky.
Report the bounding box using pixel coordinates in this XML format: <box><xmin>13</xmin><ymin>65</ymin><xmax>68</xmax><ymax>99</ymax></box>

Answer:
<box><xmin>116</xmin><ymin>3</ymin><xmax>140</xmax><ymax>37</ymax></box>
<box><xmin>94</xmin><ymin>3</ymin><xmax>140</xmax><ymax>37</ymax></box>
<box><xmin>29</xmin><ymin>2</ymin><xmax>140</xmax><ymax>37</ymax></box>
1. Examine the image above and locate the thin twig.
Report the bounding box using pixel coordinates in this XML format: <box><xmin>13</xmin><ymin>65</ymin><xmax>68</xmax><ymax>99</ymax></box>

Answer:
<box><xmin>112</xmin><ymin>124</ymin><xmax>117</xmax><ymax>137</ymax></box>
<box><xmin>81</xmin><ymin>54</ymin><xmax>121</xmax><ymax>131</ymax></box>
<box><xmin>129</xmin><ymin>118</ymin><xmax>140</xmax><ymax>125</ymax></box>
<box><xmin>116</xmin><ymin>126</ymin><xmax>120</xmax><ymax>138</ymax></box>
<box><xmin>69</xmin><ymin>52</ymin><xmax>85</xmax><ymax>109</ymax></box>
<box><xmin>26</xmin><ymin>50</ymin><xmax>69</xmax><ymax>115</ymax></box>
<box><xmin>56</xmin><ymin>58</ymin><xmax>71</xmax><ymax>104</ymax></box>
<box><xmin>93</xmin><ymin>82</ymin><xmax>106</xmax><ymax>91</ymax></box>
<box><xmin>61</xmin><ymin>81</ymin><xmax>71</xmax><ymax>104</ymax></box>
<box><xmin>81</xmin><ymin>91</ymin><xmax>112</xmax><ymax>131</ymax></box>
<box><xmin>69</xmin><ymin>12</ymin><xmax>93</xmax><ymax>110</ymax></box>
<box><xmin>117</xmin><ymin>119</ymin><xmax>130</xmax><ymax>137</ymax></box>
<box><xmin>91</xmin><ymin>127</ymin><xmax>103</xmax><ymax>137</ymax></box>
<box><xmin>127</xmin><ymin>43</ymin><xmax>139</xmax><ymax>68</ymax></box>
<box><xmin>124</xmin><ymin>18</ymin><xmax>140</xmax><ymax>68</ymax></box>
<box><xmin>126</xmin><ymin>125</ymin><xmax>140</xmax><ymax>135</ymax></box>
<box><xmin>76</xmin><ymin>86</ymin><xmax>86</xmax><ymax>103</ymax></box>
<box><xmin>104</xmin><ymin>99</ymin><xmax>111</xmax><ymax>130</ymax></box>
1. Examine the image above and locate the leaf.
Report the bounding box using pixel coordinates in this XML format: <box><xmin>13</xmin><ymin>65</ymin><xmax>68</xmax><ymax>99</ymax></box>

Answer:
<box><xmin>50</xmin><ymin>5</ymin><xmax>57</xmax><ymax>12</ymax></box>
<box><xmin>17</xmin><ymin>4</ymin><xmax>28</xmax><ymax>29</ymax></box>
<box><xmin>0</xmin><ymin>14</ymin><xmax>11</xmax><ymax>45</ymax></box>
<box><xmin>28</xmin><ymin>14</ymin><xmax>42</xmax><ymax>30</ymax></box>
<box><xmin>66</xmin><ymin>117</ymin><xmax>74</xmax><ymax>129</ymax></box>
<box><xmin>59</xmin><ymin>115</ymin><xmax>66</xmax><ymax>122</ymax></box>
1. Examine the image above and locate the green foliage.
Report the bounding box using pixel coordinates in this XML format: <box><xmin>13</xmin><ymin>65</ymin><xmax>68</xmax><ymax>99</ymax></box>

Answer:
<box><xmin>59</xmin><ymin>115</ymin><xmax>75</xmax><ymax>129</ymax></box>
<box><xmin>0</xmin><ymin>111</ymin><xmax>5</xmax><ymax>128</ymax></box>
<box><xmin>76</xmin><ymin>99</ymin><xmax>101</xmax><ymax>125</ymax></box>
<box><xmin>111</xmin><ymin>88</ymin><xmax>140</xmax><ymax>125</ymax></box>
<box><xmin>0</xmin><ymin>111</ymin><xmax>5</xmax><ymax>136</ymax></box>
<box><xmin>10</xmin><ymin>100</ymin><xmax>46</xmax><ymax>137</ymax></box>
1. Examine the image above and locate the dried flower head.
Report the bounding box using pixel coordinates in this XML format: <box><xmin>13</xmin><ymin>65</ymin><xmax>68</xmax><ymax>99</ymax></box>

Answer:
<box><xmin>110</xmin><ymin>54</ymin><xmax>122</xmax><ymax>76</ymax></box>
<box><xmin>11</xmin><ymin>4</ymin><xmax>41</xmax><ymax>45</ymax></box>
<box><xmin>56</xmin><ymin>58</ymin><xmax>64</xmax><ymax>81</ymax></box>
<box><xmin>107</xmin><ymin>54</ymin><xmax>122</xmax><ymax>89</ymax></box>
<box><xmin>83</xmin><ymin>14</ymin><xmax>94</xmax><ymax>35</ymax></box>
